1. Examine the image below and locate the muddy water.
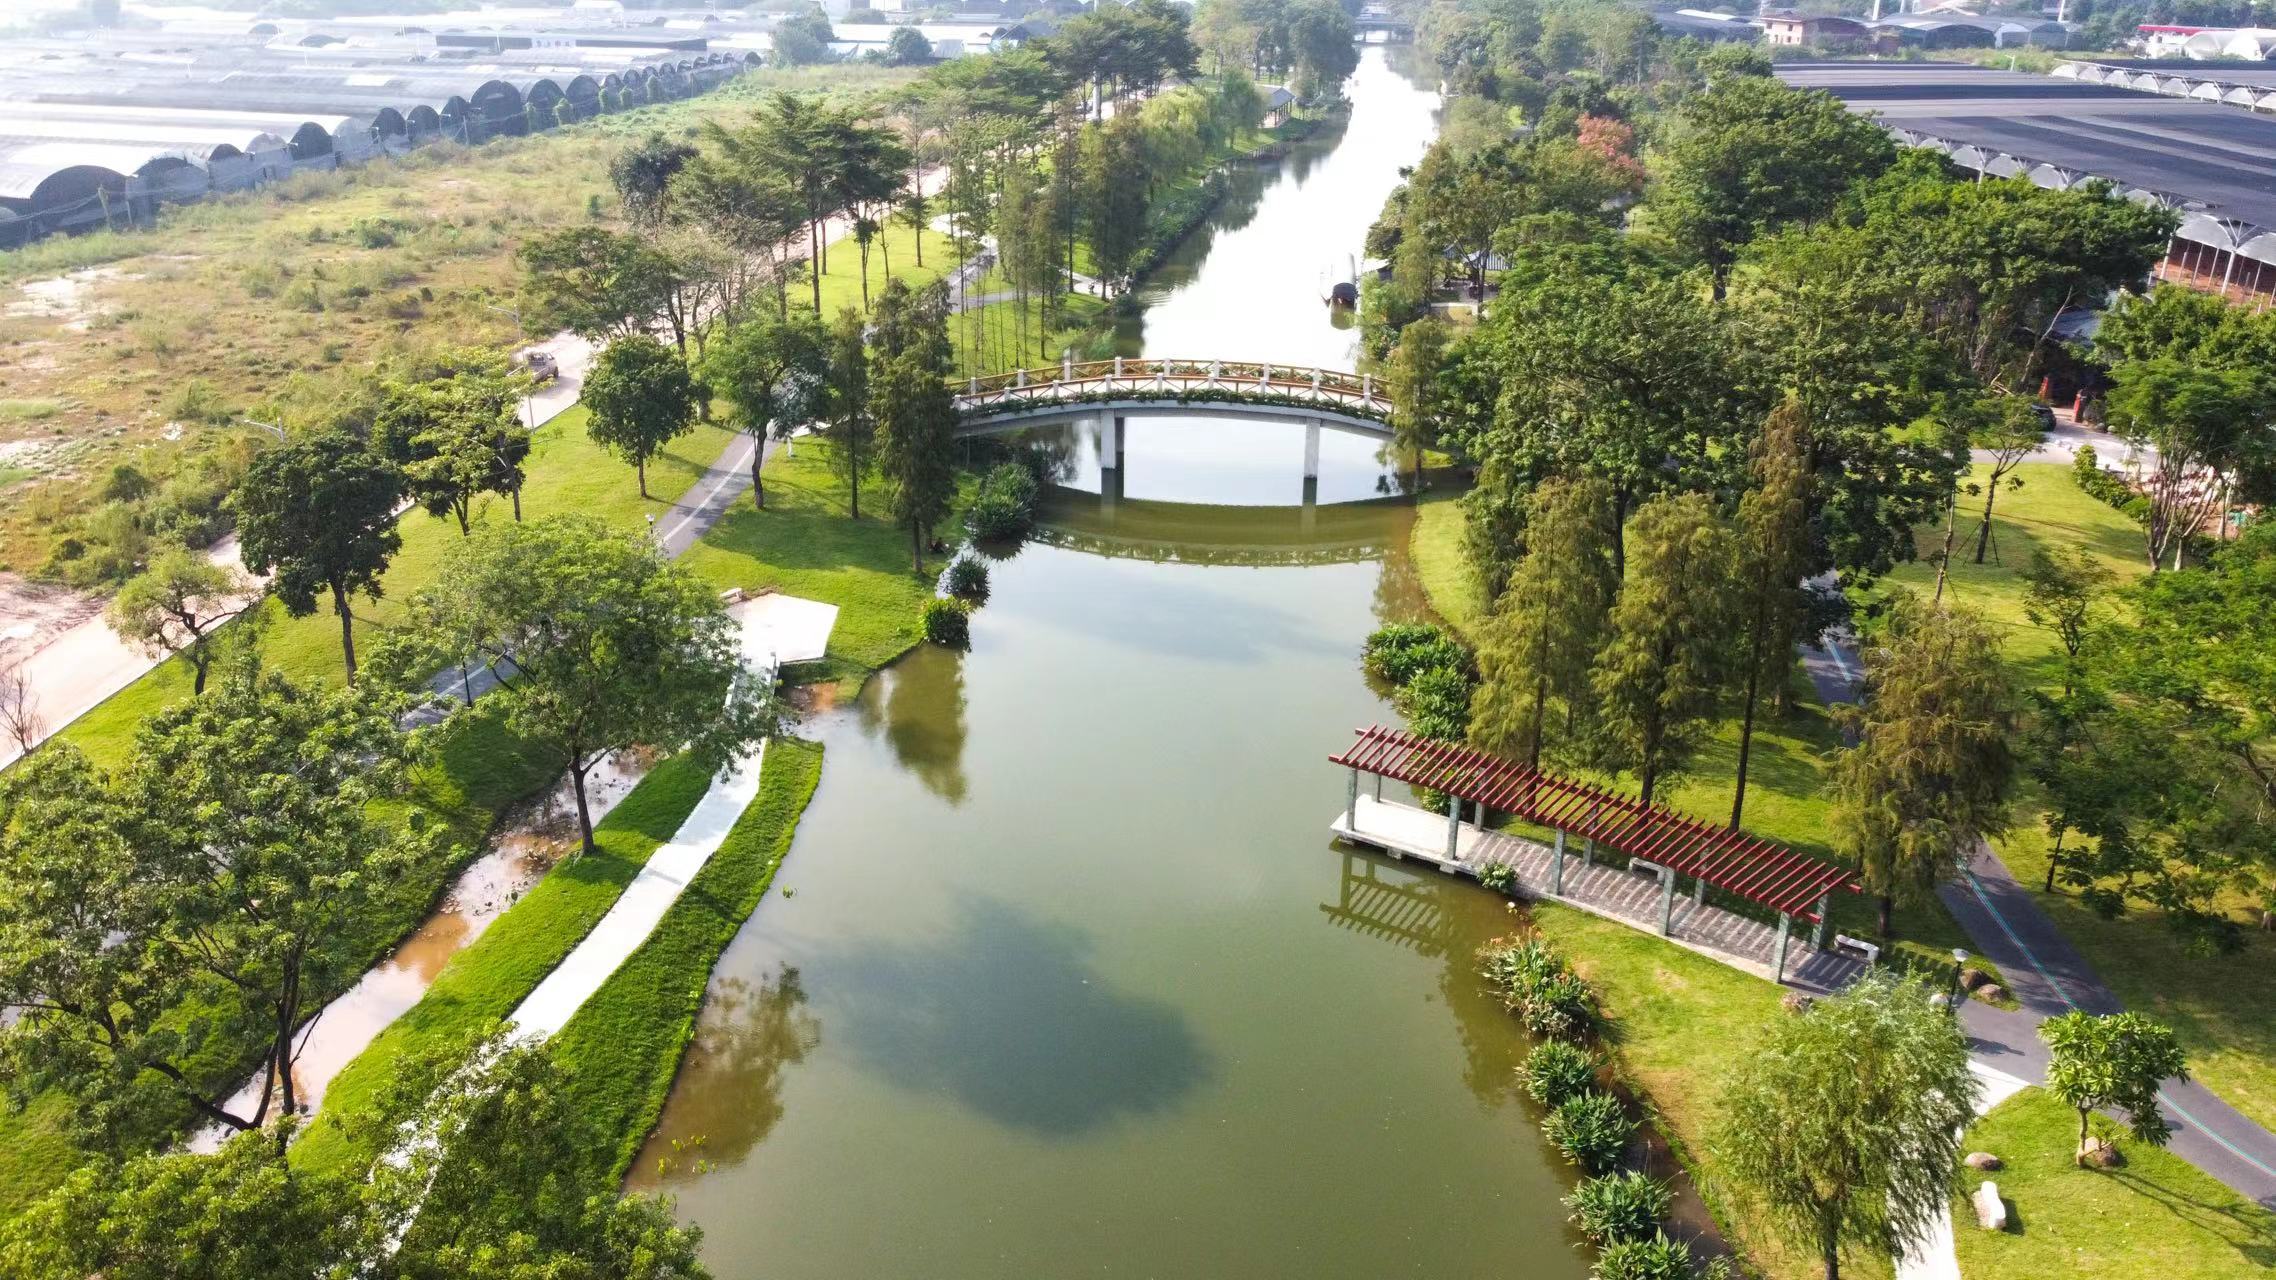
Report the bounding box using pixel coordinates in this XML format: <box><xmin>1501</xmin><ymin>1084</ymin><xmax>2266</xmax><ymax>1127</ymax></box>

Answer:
<box><xmin>623</xmin><ymin>49</ymin><xmax>1598</xmax><ymax>1280</ymax></box>
<box><xmin>189</xmin><ymin>752</ymin><xmax>647</xmax><ymax>1148</ymax></box>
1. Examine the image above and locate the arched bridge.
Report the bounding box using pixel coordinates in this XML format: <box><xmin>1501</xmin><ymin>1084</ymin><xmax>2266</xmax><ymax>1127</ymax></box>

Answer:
<box><xmin>953</xmin><ymin>358</ymin><xmax>1394</xmax><ymax>441</ymax></box>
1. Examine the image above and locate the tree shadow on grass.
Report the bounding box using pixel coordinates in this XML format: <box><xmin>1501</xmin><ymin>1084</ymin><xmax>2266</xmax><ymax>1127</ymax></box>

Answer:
<box><xmin>812</xmin><ymin>897</ymin><xmax>1210</xmax><ymax>1139</ymax></box>
<box><xmin>2106</xmin><ymin>1167</ymin><xmax>2276</xmax><ymax>1267</ymax></box>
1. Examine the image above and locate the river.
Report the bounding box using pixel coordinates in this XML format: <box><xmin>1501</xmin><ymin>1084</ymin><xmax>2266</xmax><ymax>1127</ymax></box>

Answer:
<box><xmin>624</xmin><ymin>48</ymin><xmax>1596</xmax><ymax>1279</ymax></box>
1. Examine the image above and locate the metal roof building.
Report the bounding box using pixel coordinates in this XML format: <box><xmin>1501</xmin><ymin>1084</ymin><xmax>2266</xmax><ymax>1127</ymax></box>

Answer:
<box><xmin>1778</xmin><ymin>61</ymin><xmax>2276</xmax><ymax>307</ymax></box>
<box><xmin>0</xmin><ymin>8</ymin><xmax>760</xmax><ymax>244</ymax></box>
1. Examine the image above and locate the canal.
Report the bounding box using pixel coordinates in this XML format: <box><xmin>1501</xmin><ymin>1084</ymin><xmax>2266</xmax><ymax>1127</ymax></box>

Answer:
<box><xmin>626</xmin><ymin>48</ymin><xmax>1597</xmax><ymax>1278</ymax></box>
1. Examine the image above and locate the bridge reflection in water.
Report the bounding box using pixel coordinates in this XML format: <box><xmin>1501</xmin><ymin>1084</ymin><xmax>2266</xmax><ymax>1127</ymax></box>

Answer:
<box><xmin>1031</xmin><ymin>487</ymin><xmax>1416</xmax><ymax>567</ymax></box>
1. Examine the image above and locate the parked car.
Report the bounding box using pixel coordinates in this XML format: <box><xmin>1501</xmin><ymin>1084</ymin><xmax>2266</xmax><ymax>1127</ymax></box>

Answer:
<box><xmin>516</xmin><ymin>349</ymin><xmax>559</xmax><ymax>385</ymax></box>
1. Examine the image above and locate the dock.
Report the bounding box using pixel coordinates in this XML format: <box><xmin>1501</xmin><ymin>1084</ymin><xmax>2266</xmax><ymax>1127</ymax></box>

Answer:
<box><xmin>1331</xmin><ymin>792</ymin><xmax>1865</xmax><ymax>995</ymax></box>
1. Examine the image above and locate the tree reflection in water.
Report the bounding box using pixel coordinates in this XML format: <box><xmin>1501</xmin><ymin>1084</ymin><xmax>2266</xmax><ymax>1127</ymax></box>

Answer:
<box><xmin>855</xmin><ymin>643</ymin><xmax>971</xmax><ymax>805</ymax></box>
<box><xmin>638</xmin><ymin>966</ymin><xmax>820</xmax><ymax>1185</ymax></box>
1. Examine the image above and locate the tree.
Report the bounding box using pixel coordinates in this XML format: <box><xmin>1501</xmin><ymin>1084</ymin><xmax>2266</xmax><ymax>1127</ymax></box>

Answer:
<box><xmin>517</xmin><ymin>226</ymin><xmax>677</xmax><ymax>343</ymax></box>
<box><xmin>1828</xmin><ymin>596</ymin><xmax>2016</xmax><ymax>936</ymax></box>
<box><xmin>610</xmin><ymin>132</ymin><xmax>699</xmax><ymax>230</ymax></box>
<box><xmin>106</xmin><ymin>546</ymin><xmax>253</xmax><ymax>695</ymax></box>
<box><xmin>702</xmin><ymin>311</ymin><xmax>828</xmax><ymax>510</ymax></box>
<box><xmin>772</xmin><ymin>5</ymin><xmax>837</xmax><ymax>66</ymax></box>
<box><xmin>2019</xmin><ymin>547</ymin><xmax>2112</xmax><ymax>695</ymax></box>
<box><xmin>230</xmin><ymin>431</ymin><xmax>403</xmax><ymax>682</ymax></box>
<box><xmin>1080</xmin><ymin>115</ymin><xmax>1152</xmax><ymax>293</ymax></box>
<box><xmin>2041</xmin><ymin>1011</ymin><xmax>2189</xmax><ymax>1163</ymax></box>
<box><xmin>1657</xmin><ymin>76</ymin><xmax>1897</xmax><ymax>301</ymax></box>
<box><xmin>1590</xmin><ymin>493</ymin><xmax>1739</xmax><ymax>805</ymax></box>
<box><xmin>0</xmin><ymin>644</ymin><xmax>38</xmax><ymax>756</ymax></box>
<box><xmin>2105</xmin><ymin>356</ymin><xmax>2275</xmax><ymax>570</ymax></box>
<box><xmin>374</xmin><ymin>355</ymin><xmax>534</xmax><ymax>533</ymax></box>
<box><xmin>403</xmin><ymin>517</ymin><xmax>777</xmax><ymax>855</ymax></box>
<box><xmin>886</xmin><ymin>25</ymin><xmax>934</xmax><ymax>66</ymax></box>
<box><xmin>0</xmin><ymin>1123</ymin><xmax>344</xmax><ymax>1280</ymax></box>
<box><xmin>824</xmin><ymin>306</ymin><xmax>875</xmax><ymax>519</ymax></box>
<box><xmin>872</xmin><ymin>351</ymin><xmax>959</xmax><ymax>574</ymax></box>
<box><xmin>1966</xmin><ymin>395</ymin><xmax>2047</xmax><ymax>565</ymax></box>
<box><xmin>125</xmin><ymin>664</ymin><xmax>420</xmax><ymax>1132</ymax></box>
<box><xmin>1385</xmin><ymin>316</ymin><xmax>1448</xmax><ymax>492</ymax></box>
<box><xmin>1730</xmin><ymin>401</ymin><xmax>1812</xmax><ymax>828</ymax></box>
<box><xmin>1470</xmin><ymin>477</ymin><xmax>1619</xmax><ymax>769</ymax></box>
<box><xmin>0</xmin><ymin>666</ymin><xmax>417</xmax><ymax>1141</ymax></box>
<box><xmin>585</xmin><ymin>336</ymin><xmax>698</xmax><ymax>499</ymax></box>
<box><xmin>1716</xmin><ymin>972</ymin><xmax>1978</xmax><ymax>1280</ymax></box>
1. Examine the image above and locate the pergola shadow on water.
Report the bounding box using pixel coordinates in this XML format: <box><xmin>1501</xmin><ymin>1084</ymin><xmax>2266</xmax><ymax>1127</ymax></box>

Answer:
<box><xmin>1328</xmin><ymin>726</ymin><xmax>1868</xmax><ymax>994</ymax></box>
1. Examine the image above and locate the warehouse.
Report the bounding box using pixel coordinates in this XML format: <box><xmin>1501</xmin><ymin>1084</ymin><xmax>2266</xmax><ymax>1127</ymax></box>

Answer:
<box><xmin>0</xmin><ymin>9</ymin><xmax>760</xmax><ymax>245</ymax></box>
<box><xmin>1778</xmin><ymin>61</ymin><xmax>2276</xmax><ymax>306</ymax></box>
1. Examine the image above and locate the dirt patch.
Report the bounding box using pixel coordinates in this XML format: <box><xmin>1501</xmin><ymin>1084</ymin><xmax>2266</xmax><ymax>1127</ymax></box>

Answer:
<box><xmin>0</xmin><ymin>571</ymin><xmax>100</xmax><ymax>648</ymax></box>
<box><xmin>6</xmin><ymin>267</ymin><xmax>138</xmax><ymax>332</ymax></box>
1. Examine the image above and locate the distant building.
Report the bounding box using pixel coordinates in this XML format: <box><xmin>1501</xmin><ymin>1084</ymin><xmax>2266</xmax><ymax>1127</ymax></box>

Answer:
<box><xmin>1261</xmin><ymin>83</ymin><xmax>1295</xmax><ymax>126</ymax></box>
<box><xmin>1762</xmin><ymin>12</ymin><xmax>1870</xmax><ymax>47</ymax></box>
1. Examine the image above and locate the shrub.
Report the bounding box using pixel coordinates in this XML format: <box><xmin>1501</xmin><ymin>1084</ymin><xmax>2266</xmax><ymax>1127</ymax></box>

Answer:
<box><xmin>1591</xmin><ymin>1230</ymin><xmax>1692</xmax><ymax>1280</ymax></box>
<box><xmin>1397</xmin><ymin>663</ymin><xmax>1473</xmax><ymax>740</ymax></box>
<box><xmin>1480</xmin><ymin>936</ymin><xmax>1597</xmax><ymax>1040</ymax></box>
<box><xmin>1362</xmin><ymin>622</ymin><xmax>1470</xmax><ymax>686</ymax></box>
<box><xmin>944</xmin><ymin>556</ymin><xmax>990</xmax><ymax>600</ymax></box>
<box><xmin>921</xmin><ymin>596</ymin><xmax>972</xmax><ymax>648</ymax></box>
<box><xmin>1566</xmin><ymin>1171</ymin><xmax>1672</xmax><ymax>1246</ymax></box>
<box><xmin>965</xmin><ymin>462</ymin><xmax>1040</xmax><ymax>541</ymax></box>
<box><xmin>166</xmin><ymin>378</ymin><xmax>232</xmax><ymax>426</ymax></box>
<box><xmin>1475</xmin><ymin>860</ymin><xmax>1517</xmax><ymax>895</ymax></box>
<box><xmin>1545</xmin><ymin>1090</ymin><xmax>1633</xmax><ymax>1175</ymax></box>
<box><xmin>1523</xmin><ymin>1039</ymin><xmax>1598</xmax><ymax>1109</ymax></box>
<box><xmin>2072</xmin><ymin>443</ymin><xmax>2137</xmax><ymax>514</ymax></box>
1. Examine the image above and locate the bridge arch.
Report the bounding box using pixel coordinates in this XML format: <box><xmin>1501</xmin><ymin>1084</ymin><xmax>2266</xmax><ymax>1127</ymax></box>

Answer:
<box><xmin>952</xmin><ymin>358</ymin><xmax>1393</xmax><ymax>440</ymax></box>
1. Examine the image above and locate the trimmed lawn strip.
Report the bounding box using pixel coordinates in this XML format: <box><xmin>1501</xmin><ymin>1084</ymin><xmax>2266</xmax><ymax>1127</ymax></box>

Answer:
<box><xmin>1950</xmin><ymin>1086</ymin><xmax>2276</xmax><ymax>1278</ymax></box>
<box><xmin>1411</xmin><ymin>483</ymin><xmax>1485</xmax><ymax>634</ymax></box>
<box><xmin>549</xmin><ymin>737</ymin><xmax>824</xmax><ymax>1184</ymax></box>
<box><xmin>1530</xmin><ymin>903</ymin><xmax>1894</xmax><ymax>1280</ymax></box>
<box><xmin>292</xmin><ymin>752</ymin><xmax>716</xmax><ymax>1177</ymax></box>
<box><xmin>678</xmin><ymin>440</ymin><xmax>972</xmax><ymax>694</ymax></box>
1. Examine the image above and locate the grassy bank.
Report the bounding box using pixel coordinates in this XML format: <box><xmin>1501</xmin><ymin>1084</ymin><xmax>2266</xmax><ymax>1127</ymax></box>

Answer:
<box><xmin>549</xmin><ymin>737</ymin><xmax>824</xmax><ymax>1183</ymax></box>
<box><xmin>679</xmin><ymin>440</ymin><xmax>971</xmax><ymax>694</ymax></box>
<box><xmin>293</xmin><ymin>752</ymin><xmax>718</xmax><ymax>1176</ymax></box>
<box><xmin>1530</xmin><ymin>904</ymin><xmax>1892</xmax><ymax>1280</ymax></box>
<box><xmin>1951</xmin><ymin>1087</ymin><xmax>2276</xmax><ymax>1278</ymax></box>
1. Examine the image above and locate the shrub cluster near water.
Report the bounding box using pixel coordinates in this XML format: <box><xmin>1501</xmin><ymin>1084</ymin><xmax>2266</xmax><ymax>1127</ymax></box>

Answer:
<box><xmin>1363</xmin><ymin>621</ymin><xmax>1477</xmax><ymax>743</ymax></box>
<box><xmin>964</xmin><ymin>462</ymin><xmax>1040</xmax><ymax>541</ymax></box>
<box><xmin>1478</xmin><ymin>932</ymin><xmax>1712</xmax><ymax>1280</ymax></box>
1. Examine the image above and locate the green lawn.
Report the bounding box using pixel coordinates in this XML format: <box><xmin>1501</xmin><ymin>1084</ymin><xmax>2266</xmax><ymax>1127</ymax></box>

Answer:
<box><xmin>292</xmin><ymin>752</ymin><xmax>717</xmax><ymax>1176</ymax></box>
<box><xmin>1880</xmin><ymin>461</ymin><xmax>2149</xmax><ymax>688</ymax></box>
<box><xmin>679</xmin><ymin>440</ymin><xmax>970</xmax><ymax>692</ymax></box>
<box><xmin>58</xmin><ymin>409</ymin><xmax>736</xmax><ymax>769</ymax></box>
<box><xmin>1952</xmin><ymin>1087</ymin><xmax>2276</xmax><ymax>1279</ymax></box>
<box><xmin>799</xmin><ymin>220</ymin><xmax>960</xmax><ymax>322</ymax></box>
<box><xmin>1411</xmin><ymin>484</ymin><xmax>1484</xmax><ymax>634</ymax></box>
<box><xmin>549</xmin><ymin>737</ymin><xmax>823</xmax><ymax>1184</ymax></box>
<box><xmin>1530</xmin><ymin>904</ymin><xmax>1893</xmax><ymax>1280</ymax></box>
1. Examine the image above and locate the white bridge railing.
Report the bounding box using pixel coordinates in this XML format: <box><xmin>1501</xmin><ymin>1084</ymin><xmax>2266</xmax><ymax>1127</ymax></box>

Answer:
<box><xmin>954</xmin><ymin>357</ymin><xmax>1390</xmax><ymax>425</ymax></box>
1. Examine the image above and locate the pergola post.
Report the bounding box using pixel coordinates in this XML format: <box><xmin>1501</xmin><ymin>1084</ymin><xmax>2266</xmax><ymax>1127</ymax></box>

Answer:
<box><xmin>1658</xmin><ymin>868</ymin><xmax>1675</xmax><ymax>936</ymax></box>
<box><xmin>1445</xmin><ymin>791</ymin><xmax>1462</xmax><ymax>862</ymax></box>
<box><xmin>1551</xmin><ymin>830</ymin><xmax>1567</xmax><ymax>896</ymax></box>
<box><xmin>1345</xmin><ymin>767</ymin><xmax>1359</xmax><ymax>830</ymax></box>
<box><xmin>1773</xmin><ymin>913</ymin><xmax>1793</xmax><ymax>984</ymax></box>
<box><xmin>1693</xmin><ymin>876</ymin><xmax>1706</xmax><ymax>905</ymax></box>
<box><xmin>1811</xmin><ymin>893</ymin><xmax>1831</xmax><ymax>949</ymax></box>
<box><xmin>1582</xmin><ymin>837</ymin><xmax>1594</xmax><ymax>867</ymax></box>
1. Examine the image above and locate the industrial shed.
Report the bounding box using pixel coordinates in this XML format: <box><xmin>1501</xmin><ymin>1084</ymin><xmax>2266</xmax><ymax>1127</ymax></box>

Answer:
<box><xmin>0</xmin><ymin>17</ymin><xmax>755</xmax><ymax>245</ymax></box>
<box><xmin>1778</xmin><ymin>62</ymin><xmax>2276</xmax><ymax>306</ymax></box>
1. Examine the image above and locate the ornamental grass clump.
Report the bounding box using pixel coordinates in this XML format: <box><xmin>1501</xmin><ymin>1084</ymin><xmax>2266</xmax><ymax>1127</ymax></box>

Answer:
<box><xmin>1362</xmin><ymin>621</ymin><xmax>1477</xmax><ymax>742</ymax></box>
<box><xmin>1478</xmin><ymin>935</ymin><xmax>1597</xmax><ymax>1041</ymax></box>
<box><xmin>1523</xmin><ymin>1039</ymin><xmax>1598</xmax><ymax>1109</ymax></box>
<box><xmin>1590</xmin><ymin>1230</ymin><xmax>1693</xmax><ymax>1280</ymax></box>
<box><xmin>921</xmin><ymin>597</ymin><xmax>972</xmax><ymax>648</ymax></box>
<box><xmin>944</xmin><ymin>556</ymin><xmax>990</xmax><ymax>601</ymax></box>
<box><xmin>1566</xmin><ymin>1171</ymin><xmax>1673</xmax><ymax>1247</ymax></box>
<box><xmin>1362</xmin><ymin>622</ymin><xmax>1472</xmax><ymax>685</ymax></box>
<box><xmin>1546</xmin><ymin>1090</ymin><xmax>1634</xmax><ymax>1175</ymax></box>
<box><xmin>964</xmin><ymin>462</ymin><xmax>1040</xmax><ymax>541</ymax></box>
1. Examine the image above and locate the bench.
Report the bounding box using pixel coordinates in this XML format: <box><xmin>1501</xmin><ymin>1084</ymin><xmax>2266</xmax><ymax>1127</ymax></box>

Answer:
<box><xmin>1627</xmin><ymin>858</ymin><xmax>1668</xmax><ymax>880</ymax></box>
<box><xmin>1833</xmin><ymin>934</ymin><xmax>1881</xmax><ymax>966</ymax></box>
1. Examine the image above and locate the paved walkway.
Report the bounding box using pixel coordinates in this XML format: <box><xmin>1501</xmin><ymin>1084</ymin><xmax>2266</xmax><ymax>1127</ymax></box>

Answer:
<box><xmin>1810</xmin><ymin>629</ymin><xmax>2276</xmax><ymax>1211</ymax></box>
<box><xmin>1333</xmin><ymin>794</ymin><xmax>1865</xmax><ymax>994</ymax></box>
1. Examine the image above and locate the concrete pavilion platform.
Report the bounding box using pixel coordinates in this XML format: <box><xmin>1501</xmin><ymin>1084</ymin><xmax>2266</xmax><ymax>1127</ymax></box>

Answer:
<box><xmin>1331</xmin><ymin>794</ymin><xmax>1865</xmax><ymax>995</ymax></box>
<box><xmin>728</xmin><ymin>589</ymin><xmax>839</xmax><ymax>668</ymax></box>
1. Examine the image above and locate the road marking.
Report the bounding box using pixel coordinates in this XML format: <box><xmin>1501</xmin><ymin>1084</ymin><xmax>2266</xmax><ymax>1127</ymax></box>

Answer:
<box><xmin>1963</xmin><ymin>867</ymin><xmax>2083</xmax><ymax>1009</ymax></box>
<box><xmin>2160</xmin><ymin>1092</ymin><xmax>2276</xmax><ymax>1180</ymax></box>
<box><xmin>655</xmin><ymin>438</ymin><xmax>753</xmax><ymax>551</ymax></box>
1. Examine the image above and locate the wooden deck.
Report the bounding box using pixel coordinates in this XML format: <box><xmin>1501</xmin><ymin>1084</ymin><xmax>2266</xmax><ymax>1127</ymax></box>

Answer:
<box><xmin>1331</xmin><ymin>794</ymin><xmax>1865</xmax><ymax>995</ymax></box>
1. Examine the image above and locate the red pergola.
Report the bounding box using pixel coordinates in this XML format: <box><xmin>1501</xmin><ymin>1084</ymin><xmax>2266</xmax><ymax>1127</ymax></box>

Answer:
<box><xmin>1329</xmin><ymin>724</ymin><xmax>1859</xmax><ymax>924</ymax></box>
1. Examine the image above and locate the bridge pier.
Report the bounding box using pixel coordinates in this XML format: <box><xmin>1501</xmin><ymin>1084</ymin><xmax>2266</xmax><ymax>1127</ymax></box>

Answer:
<box><xmin>1303</xmin><ymin>419</ymin><xmax>1321</xmax><ymax>480</ymax></box>
<box><xmin>1098</xmin><ymin>412</ymin><xmax>1119</xmax><ymax>469</ymax></box>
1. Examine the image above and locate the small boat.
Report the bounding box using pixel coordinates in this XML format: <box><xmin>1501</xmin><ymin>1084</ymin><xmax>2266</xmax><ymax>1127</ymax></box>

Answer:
<box><xmin>1323</xmin><ymin>254</ymin><xmax>1359</xmax><ymax>308</ymax></box>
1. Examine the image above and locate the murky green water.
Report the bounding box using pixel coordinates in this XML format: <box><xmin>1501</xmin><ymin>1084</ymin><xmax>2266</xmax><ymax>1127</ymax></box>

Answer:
<box><xmin>626</xmin><ymin>50</ymin><xmax>1596</xmax><ymax>1279</ymax></box>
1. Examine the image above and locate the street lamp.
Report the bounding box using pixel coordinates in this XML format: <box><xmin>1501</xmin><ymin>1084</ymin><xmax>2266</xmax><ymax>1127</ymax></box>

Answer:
<box><xmin>1948</xmin><ymin>948</ymin><xmax>1970</xmax><ymax>1006</ymax></box>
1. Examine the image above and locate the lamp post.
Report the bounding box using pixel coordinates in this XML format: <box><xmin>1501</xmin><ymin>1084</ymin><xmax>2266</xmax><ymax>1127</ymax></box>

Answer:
<box><xmin>1948</xmin><ymin>948</ymin><xmax>1970</xmax><ymax>1010</ymax></box>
